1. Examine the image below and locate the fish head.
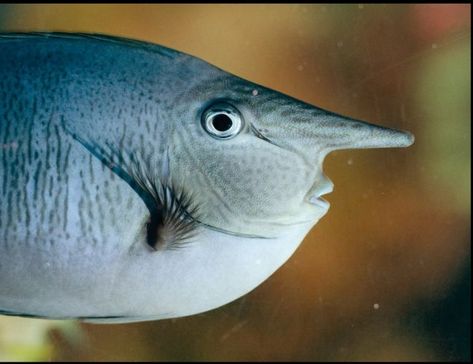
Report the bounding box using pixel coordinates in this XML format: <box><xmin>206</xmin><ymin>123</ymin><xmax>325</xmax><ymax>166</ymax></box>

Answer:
<box><xmin>167</xmin><ymin>65</ymin><xmax>414</xmax><ymax>238</ymax></box>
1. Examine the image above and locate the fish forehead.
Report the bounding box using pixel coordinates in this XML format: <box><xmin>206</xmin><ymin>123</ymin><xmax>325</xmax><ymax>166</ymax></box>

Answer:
<box><xmin>181</xmin><ymin>74</ymin><xmax>297</xmax><ymax>113</ymax></box>
<box><xmin>180</xmin><ymin>74</ymin><xmax>332</xmax><ymax>148</ymax></box>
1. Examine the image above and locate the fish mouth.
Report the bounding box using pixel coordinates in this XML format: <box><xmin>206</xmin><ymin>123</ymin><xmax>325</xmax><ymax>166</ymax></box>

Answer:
<box><xmin>306</xmin><ymin>177</ymin><xmax>334</xmax><ymax>210</ymax></box>
<box><xmin>309</xmin><ymin>196</ymin><xmax>330</xmax><ymax>210</ymax></box>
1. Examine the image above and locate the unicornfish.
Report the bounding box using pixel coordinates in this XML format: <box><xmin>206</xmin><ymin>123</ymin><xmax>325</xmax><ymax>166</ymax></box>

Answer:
<box><xmin>0</xmin><ymin>33</ymin><xmax>414</xmax><ymax>323</ymax></box>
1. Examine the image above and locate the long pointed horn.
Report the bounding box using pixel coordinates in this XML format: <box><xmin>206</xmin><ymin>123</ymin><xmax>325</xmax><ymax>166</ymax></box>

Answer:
<box><xmin>316</xmin><ymin>112</ymin><xmax>414</xmax><ymax>151</ymax></box>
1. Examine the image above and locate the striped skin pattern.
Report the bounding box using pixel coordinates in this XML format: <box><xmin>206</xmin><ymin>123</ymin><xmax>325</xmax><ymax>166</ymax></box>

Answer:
<box><xmin>0</xmin><ymin>34</ymin><xmax>413</xmax><ymax>323</ymax></box>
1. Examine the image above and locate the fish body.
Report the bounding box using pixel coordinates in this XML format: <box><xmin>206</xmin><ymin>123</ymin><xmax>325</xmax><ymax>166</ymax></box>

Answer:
<box><xmin>0</xmin><ymin>33</ymin><xmax>413</xmax><ymax>323</ymax></box>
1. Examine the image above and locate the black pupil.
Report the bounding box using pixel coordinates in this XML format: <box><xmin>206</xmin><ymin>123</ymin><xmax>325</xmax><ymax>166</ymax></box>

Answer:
<box><xmin>212</xmin><ymin>113</ymin><xmax>233</xmax><ymax>132</ymax></box>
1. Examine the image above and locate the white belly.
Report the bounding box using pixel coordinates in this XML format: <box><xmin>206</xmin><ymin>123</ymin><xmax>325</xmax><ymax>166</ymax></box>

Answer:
<box><xmin>0</xmin><ymin>220</ymin><xmax>315</xmax><ymax>322</ymax></box>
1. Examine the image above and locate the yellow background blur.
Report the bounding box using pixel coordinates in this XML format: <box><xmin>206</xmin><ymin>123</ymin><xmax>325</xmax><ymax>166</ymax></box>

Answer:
<box><xmin>0</xmin><ymin>4</ymin><xmax>470</xmax><ymax>361</ymax></box>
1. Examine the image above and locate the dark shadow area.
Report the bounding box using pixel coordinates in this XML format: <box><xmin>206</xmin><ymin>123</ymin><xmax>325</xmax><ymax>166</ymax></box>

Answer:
<box><xmin>405</xmin><ymin>257</ymin><xmax>471</xmax><ymax>361</ymax></box>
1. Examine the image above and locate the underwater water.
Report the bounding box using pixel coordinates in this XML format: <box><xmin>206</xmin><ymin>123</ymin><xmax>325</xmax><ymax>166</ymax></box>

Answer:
<box><xmin>0</xmin><ymin>4</ymin><xmax>470</xmax><ymax>361</ymax></box>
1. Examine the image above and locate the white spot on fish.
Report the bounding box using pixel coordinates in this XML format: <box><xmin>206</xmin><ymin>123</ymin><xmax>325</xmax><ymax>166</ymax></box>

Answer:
<box><xmin>252</xmin><ymin>89</ymin><xmax>258</xmax><ymax>96</ymax></box>
<box><xmin>373</xmin><ymin>303</ymin><xmax>380</xmax><ymax>310</ymax></box>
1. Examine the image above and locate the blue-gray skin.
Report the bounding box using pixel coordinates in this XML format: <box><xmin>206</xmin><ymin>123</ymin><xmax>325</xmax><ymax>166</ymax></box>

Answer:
<box><xmin>0</xmin><ymin>33</ymin><xmax>414</xmax><ymax>323</ymax></box>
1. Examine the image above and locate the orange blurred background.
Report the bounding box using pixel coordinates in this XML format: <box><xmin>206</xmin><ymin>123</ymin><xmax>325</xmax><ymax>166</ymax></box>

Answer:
<box><xmin>0</xmin><ymin>4</ymin><xmax>470</xmax><ymax>361</ymax></box>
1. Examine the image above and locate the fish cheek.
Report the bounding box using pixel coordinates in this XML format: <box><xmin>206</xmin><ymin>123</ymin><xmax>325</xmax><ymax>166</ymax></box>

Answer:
<box><xmin>169</xmin><ymin>135</ymin><xmax>314</xmax><ymax>234</ymax></box>
<box><xmin>237</xmin><ymin>148</ymin><xmax>314</xmax><ymax>218</ymax></box>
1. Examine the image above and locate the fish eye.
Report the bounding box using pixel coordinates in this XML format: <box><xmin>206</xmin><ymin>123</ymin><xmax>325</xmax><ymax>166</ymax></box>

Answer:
<box><xmin>201</xmin><ymin>102</ymin><xmax>243</xmax><ymax>139</ymax></box>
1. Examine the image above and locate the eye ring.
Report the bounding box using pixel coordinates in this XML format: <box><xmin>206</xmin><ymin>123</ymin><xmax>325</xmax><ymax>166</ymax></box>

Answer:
<box><xmin>201</xmin><ymin>102</ymin><xmax>243</xmax><ymax>139</ymax></box>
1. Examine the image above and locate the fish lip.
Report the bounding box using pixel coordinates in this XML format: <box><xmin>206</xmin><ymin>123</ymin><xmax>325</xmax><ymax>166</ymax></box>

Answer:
<box><xmin>308</xmin><ymin>196</ymin><xmax>330</xmax><ymax>210</ymax></box>
<box><xmin>306</xmin><ymin>177</ymin><xmax>334</xmax><ymax>209</ymax></box>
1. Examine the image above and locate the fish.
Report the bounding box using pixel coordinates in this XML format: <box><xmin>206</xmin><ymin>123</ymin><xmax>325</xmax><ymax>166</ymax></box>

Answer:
<box><xmin>0</xmin><ymin>33</ymin><xmax>414</xmax><ymax>323</ymax></box>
